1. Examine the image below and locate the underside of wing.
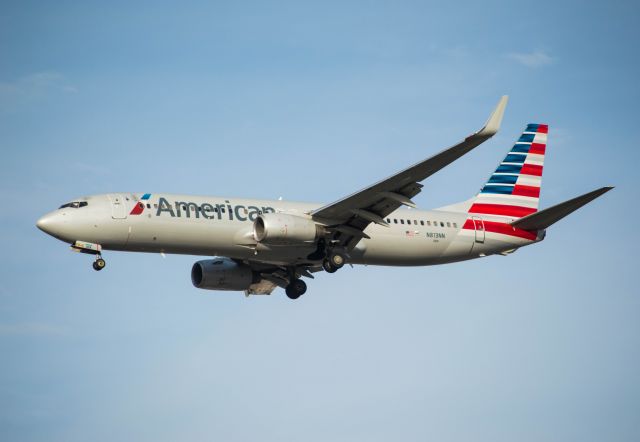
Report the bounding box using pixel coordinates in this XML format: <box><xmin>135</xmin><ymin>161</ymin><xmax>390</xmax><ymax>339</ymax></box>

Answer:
<box><xmin>243</xmin><ymin>260</ymin><xmax>322</xmax><ymax>295</ymax></box>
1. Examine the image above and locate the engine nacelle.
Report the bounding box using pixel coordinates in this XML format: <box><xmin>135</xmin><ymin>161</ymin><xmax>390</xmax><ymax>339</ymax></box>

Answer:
<box><xmin>191</xmin><ymin>258</ymin><xmax>258</xmax><ymax>291</ymax></box>
<box><xmin>253</xmin><ymin>213</ymin><xmax>325</xmax><ymax>245</ymax></box>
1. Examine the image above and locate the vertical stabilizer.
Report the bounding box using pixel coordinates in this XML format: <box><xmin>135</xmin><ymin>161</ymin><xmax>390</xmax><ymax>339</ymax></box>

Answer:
<box><xmin>467</xmin><ymin>124</ymin><xmax>548</xmax><ymax>219</ymax></box>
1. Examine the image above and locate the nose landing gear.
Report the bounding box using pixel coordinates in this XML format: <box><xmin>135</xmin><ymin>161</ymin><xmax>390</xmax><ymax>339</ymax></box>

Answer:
<box><xmin>92</xmin><ymin>257</ymin><xmax>106</xmax><ymax>271</ymax></box>
<box><xmin>71</xmin><ymin>241</ymin><xmax>106</xmax><ymax>271</ymax></box>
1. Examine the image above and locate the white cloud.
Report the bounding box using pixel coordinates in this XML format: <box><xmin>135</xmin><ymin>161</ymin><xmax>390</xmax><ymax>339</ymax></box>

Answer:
<box><xmin>507</xmin><ymin>50</ymin><xmax>553</xmax><ymax>68</ymax></box>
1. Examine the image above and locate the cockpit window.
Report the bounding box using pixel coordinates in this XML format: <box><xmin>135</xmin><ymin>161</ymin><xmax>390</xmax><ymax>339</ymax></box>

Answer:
<box><xmin>59</xmin><ymin>201</ymin><xmax>88</xmax><ymax>209</ymax></box>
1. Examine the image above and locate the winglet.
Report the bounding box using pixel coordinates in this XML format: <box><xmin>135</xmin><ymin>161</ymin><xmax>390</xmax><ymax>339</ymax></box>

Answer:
<box><xmin>476</xmin><ymin>95</ymin><xmax>509</xmax><ymax>137</ymax></box>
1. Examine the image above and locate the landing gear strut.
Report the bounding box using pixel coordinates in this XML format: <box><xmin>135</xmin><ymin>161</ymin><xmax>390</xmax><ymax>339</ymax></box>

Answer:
<box><xmin>92</xmin><ymin>256</ymin><xmax>106</xmax><ymax>271</ymax></box>
<box><xmin>323</xmin><ymin>250</ymin><xmax>346</xmax><ymax>273</ymax></box>
<box><xmin>285</xmin><ymin>279</ymin><xmax>307</xmax><ymax>299</ymax></box>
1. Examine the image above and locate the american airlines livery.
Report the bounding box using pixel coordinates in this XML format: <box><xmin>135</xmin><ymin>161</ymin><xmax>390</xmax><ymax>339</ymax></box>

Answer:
<box><xmin>36</xmin><ymin>97</ymin><xmax>612</xmax><ymax>299</ymax></box>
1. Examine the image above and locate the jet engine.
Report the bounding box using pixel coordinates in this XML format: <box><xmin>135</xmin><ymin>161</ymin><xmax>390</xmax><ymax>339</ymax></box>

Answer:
<box><xmin>191</xmin><ymin>258</ymin><xmax>258</xmax><ymax>291</ymax></box>
<box><xmin>253</xmin><ymin>213</ymin><xmax>325</xmax><ymax>245</ymax></box>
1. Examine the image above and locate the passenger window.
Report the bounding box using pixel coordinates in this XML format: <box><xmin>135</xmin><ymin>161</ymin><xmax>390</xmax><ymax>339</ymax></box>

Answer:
<box><xmin>413</xmin><ymin>220</ymin><xmax>417</xmax><ymax>225</ymax></box>
<box><xmin>440</xmin><ymin>222</ymin><xmax>444</xmax><ymax>227</ymax></box>
<box><xmin>400</xmin><ymin>219</ymin><xmax>404</xmax><ymax>224</ymax></box>
<box><xmin>453</xmin><ymin>222</ymin><xmax>457</xmax><ymax>228</ymax></box>
<box><xmin>447</xmin><ymin>222</ymin><xmax>451</xmax><ymax>227</ymax></box>
<box><xmin>146</xmin><ymin>204</ymin><xmax>151</xmax><ymax>209</ymax></box>
<box><xmin>420</xmin><ymin>220</ymin><xmax>424</xmax><ymax>226</ymax></box>
<box><xmin>406</xmin><ymin>219</ymin><xmax>411</xmax><ymax>224</ymax></box>
<box><xmin>387</xmin><ymin>218</ymin><xmax>391</xmax><ymax>223</ymax></box>
<box><xmin>427</xmin><ymin>221</ymin><xmax>431</xmax><ymax>226</ymax></box>
<box><xmin>394</xmin><ymin>219</ymin><xmax>397</xmax><ymax>224</ymax></box>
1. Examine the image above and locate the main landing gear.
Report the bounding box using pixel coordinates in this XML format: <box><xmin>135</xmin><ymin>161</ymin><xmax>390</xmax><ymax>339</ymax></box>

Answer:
<box><xmin>285</xmin><ymin>278</ymin><xmax>307</xmax><ymax>300</ymax></box>
<box><xmin>285</xmin><ymin>249</ymin><xmax>347</xmax><ymax>299</ymax></box>
<box><xmin>322</xmin><ymin>250</ymin><xmax>346</xmax><ymax>273</ymax></box>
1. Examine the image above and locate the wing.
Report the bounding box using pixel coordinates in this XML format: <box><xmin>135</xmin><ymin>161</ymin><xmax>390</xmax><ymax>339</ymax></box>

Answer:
<box><xmin>310</xmin><ymin>96</ymin><xmax>509</xmax><ymax>249</ymax></box>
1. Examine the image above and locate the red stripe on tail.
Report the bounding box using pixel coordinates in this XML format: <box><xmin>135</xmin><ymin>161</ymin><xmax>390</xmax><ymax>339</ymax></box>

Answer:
<box><xmin>483</xmin><ymin>220</ymin><xmax>538</xmax><ymax>240</ymax></box>
<box><xmin>529</xmin><ymin>143</ymin><xmax>546</xmax><ymax>155</ymax></box>
<box><xmin>462</xmin><ymin>219</ymin><xmax>538</xmax><ymax>240</ymax></box>
<box><xmin>520</xmin><ymin>164</ymin><xmax>543</xmax><ymax>176</ymax></box>
<box><xmin>512</xmin><ymin>185</ymin><xmax>540</xmax><ymax>198</ymax></box>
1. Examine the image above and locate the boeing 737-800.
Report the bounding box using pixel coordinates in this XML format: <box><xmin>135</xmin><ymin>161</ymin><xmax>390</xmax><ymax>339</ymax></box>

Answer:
<box><xmin>36</xmin><ymin>96</ymin><xmax>612</xmax><ymax>299</ymax></box>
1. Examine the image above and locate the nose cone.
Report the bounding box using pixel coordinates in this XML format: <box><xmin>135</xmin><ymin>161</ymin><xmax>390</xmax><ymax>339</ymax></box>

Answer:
<box><xmin>36</xmin><ymin>213</ymin><xmax>54</xmax><ymax>233</ymax></box>
<box><xmin>36</xmin><ymin>211</ymin><xmax>70</xmax><ymax>241</ymax></box>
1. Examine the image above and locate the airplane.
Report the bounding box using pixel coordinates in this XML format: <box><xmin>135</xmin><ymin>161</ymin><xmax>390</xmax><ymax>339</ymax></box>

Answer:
<box><xmin>36</xmin><ymin>96</ymin><xmax>612</xmax><ymax>299</ymax></box>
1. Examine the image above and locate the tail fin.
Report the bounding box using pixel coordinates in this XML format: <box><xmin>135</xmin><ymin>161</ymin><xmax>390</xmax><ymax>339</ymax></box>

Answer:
<box><xmin>468</xmin><ymin>123</ymin><xmax>548</xmax><ymax>219</ymax></box>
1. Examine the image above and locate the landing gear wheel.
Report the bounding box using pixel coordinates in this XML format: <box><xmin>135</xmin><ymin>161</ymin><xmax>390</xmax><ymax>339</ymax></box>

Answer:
<box><xmin>322</xmin><ymin>259</ymin><xmax>338</xmax><ymax>273</ymax></box>
<box><xmin>285</xmin><ymin>279</ymin><xmax>307</xmax><ymax>299</ymax></box>
<box><xmin>93</xmin><ymin>258</ymin><xmax>106</xmax><ymax>271</ymax></box>
<box><xmin>327</xmin><ymin>251</ymin><xmax>346</xmax><ymax>270</ymax></box>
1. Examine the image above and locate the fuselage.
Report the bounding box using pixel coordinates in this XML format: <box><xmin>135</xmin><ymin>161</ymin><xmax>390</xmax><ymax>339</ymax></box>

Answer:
<box><xmin>36</xmin><ymin>193</ymin><xmax>543</xmax><ymax>267</ymax></box>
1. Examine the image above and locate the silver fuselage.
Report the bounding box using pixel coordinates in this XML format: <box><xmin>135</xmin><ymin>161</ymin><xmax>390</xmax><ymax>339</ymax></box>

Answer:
<box><xmin>37</xmin><ymin>193</ymin><xmax>542</xmax><ymax>266</ymax></box>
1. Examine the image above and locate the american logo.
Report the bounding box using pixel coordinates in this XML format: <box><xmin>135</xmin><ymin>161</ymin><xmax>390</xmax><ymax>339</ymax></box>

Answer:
<box><xmin>129</xmin><ymin>193</ymin><xmax>152</xmax><ymax>215</ymax></box>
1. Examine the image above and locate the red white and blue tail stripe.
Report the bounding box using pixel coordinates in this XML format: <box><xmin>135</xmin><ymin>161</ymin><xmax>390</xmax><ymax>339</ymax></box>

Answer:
<box><xmin>469</xmin><ymin>124</ymin><xmax>547</xmax><ymax>219</ymax></box>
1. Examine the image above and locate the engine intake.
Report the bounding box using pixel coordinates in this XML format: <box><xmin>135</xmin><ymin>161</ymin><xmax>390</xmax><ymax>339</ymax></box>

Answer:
<box><xmin>191</xmin><ymin>258</ymin><xmax>258</xmax><ymax>291</ymax></box>
<box><xmin>253</xmin><ymin>213</ymin><xmax>325</xmax><ymax>245</ymax></box>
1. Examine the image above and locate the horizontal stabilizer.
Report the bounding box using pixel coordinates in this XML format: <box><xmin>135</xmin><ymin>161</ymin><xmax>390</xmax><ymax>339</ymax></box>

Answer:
<box><xmin>511</xmin><ymin>186</ymin><xmax>613</xmax><ymax>231</ymax></box>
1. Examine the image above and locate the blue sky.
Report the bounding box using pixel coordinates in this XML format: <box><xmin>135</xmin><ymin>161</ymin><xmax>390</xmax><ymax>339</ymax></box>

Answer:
<box><xmin>1</xmin><ymin>1</ymin><xmax>639</xmax><ymax>441</ymax></box>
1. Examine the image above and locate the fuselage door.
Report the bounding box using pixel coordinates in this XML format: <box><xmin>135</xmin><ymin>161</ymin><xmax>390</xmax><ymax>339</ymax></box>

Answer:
<box><xmin>108</xmin><ymin>194</ymin><xmax>127</xmax><ymax>219</ymax></box>
<box><xmin>472</xmin><ymin>216</ymin><xmax>485</xmax><ymax>243</ymax></box>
